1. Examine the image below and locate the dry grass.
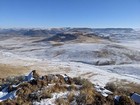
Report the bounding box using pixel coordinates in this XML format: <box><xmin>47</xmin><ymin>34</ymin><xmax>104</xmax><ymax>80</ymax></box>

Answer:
<box><xmin>78</xmin><ymin>88</ymin><xmax>95</xmax><ymax>104</ymax></box>
<box><xmin>73</xmin><ymin>77</ymin><xmax>96</xmax><ymax>104</ymax></box>
<box><xmin>118</xmin><ymin>95</ymin><xmax>135</xmax><ymax>105</ymax></box>
<box><xmin>40</xmin><ymin>90</ymin><xmax>52</xmax><ymax>99</ymax></box>
<box><xmin>72</xmin><ymin>34</ymin><xmax>105</xmax><ymax>43</ymax></box>
<box><xmin>80</xmin><ymin>72</ymin><xmax>93</xmax><ymax>76</ymax></box>
<box><xmin>48</xmin><ymin>83</ymin><xmax>67</xmax><ymax>93</ymax></box>
<box><xmin>73</xmin><ymin>77</ymin><xmax>93</xmax><ymax>88</ymax></box>
<box><xmin>67</xmin><ymin>84</ymin><xmax>78</xmax><ymax>91</ymax></box>
<box><xmin>105</xmin><ymin>79</ymin><xmax>140</xmax><ymax>95</ymax></box>
<box><xmin>0</xmin><ymin>63</ymin><xmax>30</xmax><ymax>78</ymax></box>
<box><xmin>67</xmin><ymin>92</ymin><xmax>75</xmax><ymax>102</ymax></box>
<box><xmin>80</xmin><ymin>72</ymin><xmax>98</xmax><ymax>78</ymax></box>
<box><xmin>55</xmin><ymin>92</ymin><xmax>75</xmax><ymax>105</ymax></box>
<box><xmin>55</xmin><ymin>98</ymin><xmax>69</xmax><ymax>105</ymax></box>
<box><xmin>50</xmin><ymin>41</ymin><xmax>64</xmax><ymax>46</ymax></box>
<box><xmin>54</xmin><ymin>77</ymin><xmax>96</xmax><ymax>105</ymax></box>
<box><xmin>0</xmin><ymin>69</ymin><xmax>138</xmax><ymax>105</ymax></box>
<box><xmin>43</xmin><ymin>66</ymin><xmax>71</xmax><ymax>74</ymax></box>
<box><xmin>0</xmin><ymin>75</ymin><xmax>25</xmax><ymax>85</ymax></box>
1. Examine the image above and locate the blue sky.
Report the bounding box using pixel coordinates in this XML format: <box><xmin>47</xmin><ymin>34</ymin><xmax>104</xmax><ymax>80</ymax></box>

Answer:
<box><xmin>0</xmin><ymin>0</ymin><xmax>140</xmax><ymax>28</ymax></box>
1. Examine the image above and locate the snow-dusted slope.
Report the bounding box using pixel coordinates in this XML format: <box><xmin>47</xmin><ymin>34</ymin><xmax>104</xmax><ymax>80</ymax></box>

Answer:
<box><xmin>44</xmin><ymin>43</ymin><xmax>140</xmax><ymax>65</ymax></box>
<box><xmin>0</xmin><ymin>28</ymin><xmax>140</xmax><ymax>87</ymax></box>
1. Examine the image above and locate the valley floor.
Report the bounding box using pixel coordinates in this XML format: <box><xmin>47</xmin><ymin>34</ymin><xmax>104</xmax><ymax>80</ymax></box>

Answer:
<box><xmin>0</xmin><ymin>36</ymin><xmax>140</xmax><ymax>86</ymax></box>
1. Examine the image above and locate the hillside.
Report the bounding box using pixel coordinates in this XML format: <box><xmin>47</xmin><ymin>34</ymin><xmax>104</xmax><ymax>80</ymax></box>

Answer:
<box><xmin>0</xmin><ymin>70</ymin><xmax>140</xmax><ymax>105</ymax></box>
<box><xmin>0</xmin><ymin>28</ymin><xmax>140</xmax><ymax>84</ymax></box>
<box><xmin>0</xmin><ymin>28</ymin><xmax>140</xmax><ymax>104</ymax></box>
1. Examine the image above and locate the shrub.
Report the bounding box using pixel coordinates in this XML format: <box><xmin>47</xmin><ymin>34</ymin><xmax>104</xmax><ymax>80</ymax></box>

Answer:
<box><xmin>80</xmin><ymin>88</ymin><xmax>95</xmax><ymax>104</ymax></box>
<box><xmin>55</xmin><ymin>98</ymin><xmax>69</xmax><ymax>105</ymax></box>
<box><xmin>6</xmin><ymin>75</ymin><xmax>25</xmax><ymax>84</ymax></box>
<box><xmin>67</xmin><ymin>92</ymin><xmax>75</xmax><ymax>102</ymax></box>
<box><xmin>105</xmin><ymin>82</ymin><xmax>117</xmax><ymax>92</ymax></box>
<box><xmin>93</xmin><ymin>92</ymin><xmax>106</xmax><ymax>105</ymax></box>
<box><xmin>75</xmin><ymin>93</ymin><xmax>86</xmax><ymax>104</ymax></box>
<box><xmin>105</xmin><ymin>80</ymin><xmax>140</xmax><ymax>95</ymax></box>
<box><xmin>41</xmin><ymin>90</ymin><xmax>52</xmax><ymax>99</ymax></box>
<box><xmin>49</xmin><ymin>83</ymin><xmax>67</xmax><ymax>93</ymax></box>
<box><xmin>67</xmin><ymin>84</ymin><xmax>78</xmax><ymax>91</ymax></box>
<box><xmin>73</xmin><ymin>77</ymin><xmax>93</xmax><ymax>88</ymax></box>
<box><xmin>119</xmin><ymin>95</ymin><xmax>135</xmax><ymax>105</ymax></box>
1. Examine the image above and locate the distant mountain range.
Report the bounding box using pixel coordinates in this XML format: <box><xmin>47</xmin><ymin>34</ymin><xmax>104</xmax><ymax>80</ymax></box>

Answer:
<box><xmin>0</xmin><ymin>28</ymin><xmax>139</xmax><ymax>41</ymax></box>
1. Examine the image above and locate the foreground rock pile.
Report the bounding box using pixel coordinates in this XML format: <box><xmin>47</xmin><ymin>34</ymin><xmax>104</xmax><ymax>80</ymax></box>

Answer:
<box><xmin>0</xmin><ymin>70</ymin><xmax>139</xmax><ymax>105</ymax></box>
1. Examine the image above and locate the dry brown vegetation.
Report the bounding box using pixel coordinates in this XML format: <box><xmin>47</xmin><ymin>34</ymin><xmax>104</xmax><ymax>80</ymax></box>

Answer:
<box><xmin>0</xmin><ymin>63</ymin><xmax>29</xmax><ymax>78</ymax></box>
<box><xmin>105</xmin><ymin>79</ymin><xmax>140</xmax><ymax>95</ymax></box>
<box><xmin>0</xmin><ymin>71</ymin><xmax>139</xmax><ymax>105</ymax></box>
<box><xmin>71</xmin><ymin>34</ymin><xmax>105</xmax><ymax>43</ymax></box>
<box><xmin>55</xmin><ymin>77</ymin><xmax>113</xmax><ymax>105</ymax></box>
<box><xmin>118</xmin><ymin>95</ymin><xmax>135</xmax><ymax>105</ymax></box>
<box><xmin>50</xmin><ymin>41</ymin><xmax>64</xmax><ymax>46</ymax></box>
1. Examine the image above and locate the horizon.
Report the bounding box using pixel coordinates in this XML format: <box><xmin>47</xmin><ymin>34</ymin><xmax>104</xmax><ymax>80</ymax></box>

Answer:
<box><xmin>0</xmin><ymin>27</ymin><xmax>139</xmax><ymax>29</ymax></box>
<box><xmin>0</xmin><ymin>0</ymin><xmax>140</xmax><ymax>28</ymax></box>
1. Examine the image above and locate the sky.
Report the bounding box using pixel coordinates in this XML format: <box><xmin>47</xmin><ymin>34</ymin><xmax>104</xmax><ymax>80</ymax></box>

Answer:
<box><xmin>0</xmin><ymin>0</ymin><xmax>140</xmax><ymax>28</ymax></box>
